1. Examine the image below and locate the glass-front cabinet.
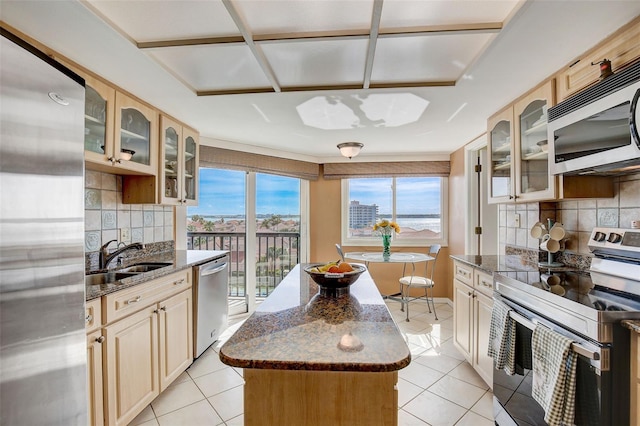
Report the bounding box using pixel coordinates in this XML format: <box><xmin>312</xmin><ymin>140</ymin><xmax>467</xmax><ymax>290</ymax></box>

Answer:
<box><xmin>488</xmin><ymin>105</ymin><xmax>514</xmax><ymax>202</ymax></box>
<box><xmin>83</xmin><ymin>74</ymin><xmax>157</xmax><ymax>175</ymax></box>
<box><xmin>84</xmin><ymin>75</ymin><xmax>115</xmax><ymax>166</ymax></box>
<box><xmin>114</xmin><ymin>92</ymin><xmax>157</xmax><ymax>175</ymax></box>
<box><xmin>513</xmin><ymin>80</ymin><xmax>555</xmax><ymax>201</ymax></box>
<box><xmin>160</xmin><ymin>116</ymin><xmax>199</xmax><ymax>205</ymax></box>
<box><xmin>487</xmin><ymin>80</ymin><xmax>555</xmax><ymax>203</ymax></box>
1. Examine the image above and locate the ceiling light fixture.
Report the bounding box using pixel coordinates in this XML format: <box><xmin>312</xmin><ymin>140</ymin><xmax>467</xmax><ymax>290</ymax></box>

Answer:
<box><xmin>337</xmin><ymin>142</ymin><xmax>364</xmax><ymax>159</ymax></box>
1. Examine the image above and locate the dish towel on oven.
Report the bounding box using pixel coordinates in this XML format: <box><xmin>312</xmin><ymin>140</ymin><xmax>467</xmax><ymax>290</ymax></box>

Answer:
<box><xmin>531</xmin><ymin>325</ymin><xmax>578</xmax><ymax>426</ymax></box>
<box><xmin>487</xmin><ymin>298</ymin><xmax>516</xmax><ymax>375</ymax></box>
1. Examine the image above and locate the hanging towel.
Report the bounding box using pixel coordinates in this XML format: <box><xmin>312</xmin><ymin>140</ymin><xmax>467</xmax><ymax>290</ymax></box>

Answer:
<box><xmin>488</xmin><ymin>298</ymin><xmax>516</xmax><ymax>375</ymax></box>
<box><xmin>531</xmin><ymin>325</ymin><xmax>578</xmax><ymax>426</ymax></box>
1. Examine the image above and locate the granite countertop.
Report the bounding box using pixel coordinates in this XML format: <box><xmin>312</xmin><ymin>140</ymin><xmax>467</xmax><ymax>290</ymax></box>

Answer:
<box><xmin>85</xmin><ymin>250</ymin><xmax>227</xmax><ymax>300</ymax></box>
<box><xmin>450</xmin><ymin>255</ymin><xmax>540</xmax><ymax>274</ymax></box>
<box><xmin>219</xmin><ymin>264</ymin><xmax>411</xmax><ymax>373</ymax></box>
<box><xmin>622</xmin><ymin>320</ymin><xmax>640</xmax><ymax>334</ymax></box>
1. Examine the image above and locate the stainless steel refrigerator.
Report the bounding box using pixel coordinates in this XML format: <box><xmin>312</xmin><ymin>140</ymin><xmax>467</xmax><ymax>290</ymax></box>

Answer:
<box><xmin>0</xmin><ymin>30</ymin><xmax>87</xmax><ymax>424</ymax></box>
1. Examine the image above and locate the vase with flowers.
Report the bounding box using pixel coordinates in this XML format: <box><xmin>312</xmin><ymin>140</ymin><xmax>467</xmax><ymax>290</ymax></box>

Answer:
<box><xmin>373</xmin><ymin>220</ymin><xmax>400</xmax><ymax>260</ymax></box>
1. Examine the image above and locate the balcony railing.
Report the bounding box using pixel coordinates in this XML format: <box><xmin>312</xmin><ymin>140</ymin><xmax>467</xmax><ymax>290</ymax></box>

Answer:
<box><xmin>187</xmin><ymin>231</ymin><xmax>300</xmax><ymax>298</ymax></box>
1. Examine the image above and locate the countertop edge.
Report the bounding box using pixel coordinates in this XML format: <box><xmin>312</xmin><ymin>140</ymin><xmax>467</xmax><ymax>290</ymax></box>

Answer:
<box><xmin>218</xmin><ymin>351</ymin><xmax>411</xmax><ymax>373</ymax></box>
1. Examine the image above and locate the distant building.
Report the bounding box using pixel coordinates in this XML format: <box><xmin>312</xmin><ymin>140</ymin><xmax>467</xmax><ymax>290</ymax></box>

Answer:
<box><xmin>349</xmin><ymin>201</ymin><xmax>378</xmax><ymax>229</ymax></box>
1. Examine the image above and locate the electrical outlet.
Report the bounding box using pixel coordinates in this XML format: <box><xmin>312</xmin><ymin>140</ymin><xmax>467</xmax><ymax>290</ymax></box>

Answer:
<box><xmin>514</xmin><ymin>213</ymin><xmax>521</xmax><ymax>228</ymax></box>
<box><xmin>119</xmin><ymin>227</ymin><xmax>131</xmax><ymax>242</ymax></box>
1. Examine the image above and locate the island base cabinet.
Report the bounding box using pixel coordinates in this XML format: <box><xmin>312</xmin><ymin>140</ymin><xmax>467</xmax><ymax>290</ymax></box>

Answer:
<box><xmin>87</xmin><ymin>330</ymin><xmax>104</xmax><ymax>426</ymax></box>
<box><xmin>244</xmin><ymin>369</ymin><xmax>398</xmax><ymax>426</ymax></box>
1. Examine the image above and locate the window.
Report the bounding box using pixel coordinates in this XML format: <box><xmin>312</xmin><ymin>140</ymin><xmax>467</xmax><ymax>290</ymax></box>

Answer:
<box><xmin>341</xmin><ymin>177</ymin><xmax>448</xmax><ymax>247</ymax></box>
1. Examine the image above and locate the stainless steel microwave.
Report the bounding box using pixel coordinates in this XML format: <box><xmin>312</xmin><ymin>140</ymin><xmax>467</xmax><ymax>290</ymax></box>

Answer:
<box><xmin>548</xmin><ymin>62</ymin><xmax>640</xmax><ymax>175</ymax></box>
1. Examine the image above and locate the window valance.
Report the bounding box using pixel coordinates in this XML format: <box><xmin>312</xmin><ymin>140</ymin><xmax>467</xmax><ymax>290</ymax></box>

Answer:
<box><xmin>199</xmin><ymin>146</ymin><xmax>320</xmax><ymax>181</ymax></box>
<box><xmin>322</xmin><ymin>161</ymin><xmax>450</xmax><ymax>179</ymax></box>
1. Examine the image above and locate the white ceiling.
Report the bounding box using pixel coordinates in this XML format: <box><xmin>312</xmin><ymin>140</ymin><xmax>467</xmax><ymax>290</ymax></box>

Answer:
<box><xmin>1</xmin><ymin>1</ymin><xmax>639</xmax><ymax>163</ymax></box>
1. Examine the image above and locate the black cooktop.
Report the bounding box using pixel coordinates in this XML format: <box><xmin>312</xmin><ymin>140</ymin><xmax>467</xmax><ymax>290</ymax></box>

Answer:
<box><xmin>496</xmin><ymin>268</ymin><xmax>640</xmax><ymax>313</ymax></box>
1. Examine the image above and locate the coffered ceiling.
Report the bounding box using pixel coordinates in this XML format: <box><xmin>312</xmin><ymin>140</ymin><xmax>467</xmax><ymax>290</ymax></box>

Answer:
<box><xmin>1</xmin><ymin>1</ymin><xmax>639</xmax><ymax>162</ymax></box>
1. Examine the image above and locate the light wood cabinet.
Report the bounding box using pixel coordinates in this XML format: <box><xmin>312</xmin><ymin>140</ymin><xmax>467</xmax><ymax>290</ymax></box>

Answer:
<box><xmin>487</xmin><ymin>80</ymin><xmax>614</xmax><ymax>204</ymax></box>
<box><xmin>159</xmin><ymin>116</ymin><xmax>199</xmax><ymax>206</ymax></box>
<box><xmin>556</xmin><ymin>16</ymin><xmax>640</xmax><ymax>102</ymax></box>
<box><xmin>101</xmin><ymin>270</ymin><xmax>193</xmax><ymax>426</ymax></box>
<box><xmin>113</xmin><ymin>92</ymin><xmax>158</xmax><ymax>175</ymax></box>
<box><xmin>86</xmin><ymin>298</ymin><xmax>104</xmax><ymax>426</ymax></box>
<box><xmin>452</xmin><ymin>261</ymin><xmax>493</xmax><ymax>388</ymax></box>
<box><xmin>158</xmin><ymin>289</ymin><xmax>193</xmax><ymax>390</ymax></box>
<box><xmin>81</xmin><ymin>73</ymin><xmax>158</xmax><ymax>176</ymax></box>
<box><xmin>123</xmin><ymin>115</ymin><xmax>200</xmax><ymax>205</ymax></box>
<box><xmin>105</xmin><ymin>305</ymin><xmax>159</xmax><ymax>426</ymax></box>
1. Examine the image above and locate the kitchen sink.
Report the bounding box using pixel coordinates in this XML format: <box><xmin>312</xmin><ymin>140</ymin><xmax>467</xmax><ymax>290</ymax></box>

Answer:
<box><xmin>85</xmin><ymin>272</ymin><xmax>138</xmax><ymax>286</ymax></box>
<box><xmin>118</xmin><ymin>262</ymin><xmax>172</xmax><ymax>273</ymax></box>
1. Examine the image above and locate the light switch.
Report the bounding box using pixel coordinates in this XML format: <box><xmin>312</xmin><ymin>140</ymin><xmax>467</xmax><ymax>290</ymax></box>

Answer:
<box><xmin>514</xmin><ymin>213</ymin><xmax>521</xmax><ymax>228</ymax></box>
<box><xmin>120</xmin><ymin>227</ymin><xmax>131</xmax><ymax>242</ymax></box>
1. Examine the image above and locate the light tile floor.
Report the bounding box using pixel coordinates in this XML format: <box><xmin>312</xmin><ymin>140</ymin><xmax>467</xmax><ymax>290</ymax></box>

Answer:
<box><xmin>129</xmin><ymin>301</ymin><xmax>493</xmax><ymax>426</ymax></box>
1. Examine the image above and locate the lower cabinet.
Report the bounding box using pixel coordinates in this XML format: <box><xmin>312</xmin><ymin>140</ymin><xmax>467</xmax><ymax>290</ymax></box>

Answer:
<box><xmin>100</xmin><ymin>270</ymin><xmax>193</xmax><ymax>426</ymax></box>
<box><xmin>452</xmin><ymin>260</ymin><xmax>493</xmax><ymax>388</ymax></box>
<box><xmin>631</xmin><ymin>329</ymin><xmax>640</xmax><ymax>426</ymax></box>
<box><xmin>86</xmin><ymin>298</ymin><xmax>104</xmax><ymax>426</ymax></box>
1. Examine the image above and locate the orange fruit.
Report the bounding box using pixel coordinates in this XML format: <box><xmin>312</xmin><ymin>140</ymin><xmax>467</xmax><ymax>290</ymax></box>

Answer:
<box><xmin>327</xmin><ymin>265</ymin><xmax>340</xmax><ymax>273</ymax></box>
<box><xmin>337</xmin><ymin>262</ymin><xmax>354</xmax><ymax>272</ymax></box>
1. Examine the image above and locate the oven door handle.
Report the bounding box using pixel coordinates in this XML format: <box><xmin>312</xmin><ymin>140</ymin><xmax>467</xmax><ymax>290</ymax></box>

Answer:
<box><xmin>508</xmin><ymin>311</ymin><xmax>601</xmax><ymax>361</ymax></box>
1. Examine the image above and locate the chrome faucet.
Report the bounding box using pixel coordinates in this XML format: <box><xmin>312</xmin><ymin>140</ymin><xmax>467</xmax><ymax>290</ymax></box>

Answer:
<box><xmin>99</xmin><ymin>239</ymin><xmax>144</xmax><ymax>269</ymax></box>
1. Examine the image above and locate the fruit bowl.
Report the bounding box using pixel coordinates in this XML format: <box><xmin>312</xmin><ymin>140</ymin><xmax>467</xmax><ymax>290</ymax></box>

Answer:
<box><xmin>304</xmin><ymin>263</ymin><xmax>366</xmax><ymax>289</ymax></box>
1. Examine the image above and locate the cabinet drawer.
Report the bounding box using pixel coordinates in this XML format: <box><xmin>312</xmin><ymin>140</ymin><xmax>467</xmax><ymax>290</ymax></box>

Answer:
<box><xmin>453</xmin><ymin>261</ymin><xmax>473</xmax><ymax>286</ymax></box>
<box><xmin>104</xmin><ymin>270</ymin><xmax>191</xmax><ymax>324</ymax></box>
<box><xmin>86</xmin><ymin>298</ymin><xmax>102</xmax><ymax>332</ymax></box>
<box><xmin>474</xmin><ymin>270</ymin><xmax>494</xmax><ymax>297</ymax></box>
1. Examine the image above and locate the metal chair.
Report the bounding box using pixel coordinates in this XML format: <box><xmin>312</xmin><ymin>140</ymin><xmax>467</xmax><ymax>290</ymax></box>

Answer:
<box><xmin>398</xmin><ymin>244</ymin><xmax>441</xmax><ymax>322</ymax></box>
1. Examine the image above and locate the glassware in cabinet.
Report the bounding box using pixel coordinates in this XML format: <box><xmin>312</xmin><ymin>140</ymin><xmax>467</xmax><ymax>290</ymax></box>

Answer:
<box><xmin>182</xmin><ymin>128</ymin><xmax>199</xmax><ymax>205</ymax></box>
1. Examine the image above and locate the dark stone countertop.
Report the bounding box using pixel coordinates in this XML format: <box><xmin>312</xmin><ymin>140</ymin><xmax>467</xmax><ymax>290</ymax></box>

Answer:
<box><xmin>450</xmin><ymin>255</ymin><xmax>541</xmax><ymax>275</ymax></box>
<box><xmin>219</xmin><ymin>264</ymin><xmax>411</xmax><ymax>373</ymax></box>
<box><xmin>85</xmin><ymin>250</ymin><xmax>227</xmax><ymax>300</ymax></box>
<box><xmin>622</xmin><ymin>320</ymin><xmax>640</xmax><ymax>334</ymax></box>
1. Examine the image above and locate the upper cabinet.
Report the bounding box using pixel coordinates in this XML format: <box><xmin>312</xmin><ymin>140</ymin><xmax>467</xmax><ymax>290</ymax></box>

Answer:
<box><xmin>512</xmin><ymin>80</ymin><xmax>555</xmax><ymax>202</ymax></box>
<box><xmin>488</xmin><ymin>80</ymin><xmax>553</xmax><ymax>203</ymax></box>
<box><xmin>488</xmin><ymin>105</ymin><xmax>514</xmax><ymax>202</ymax></box>
<box><xmin>487</xmin><ymin>80</ymin><xmax>613</xmax><ymax>204</ymax></box>
<box><xmin>83</xmin><ymin>73</ymin><xmax>158</xmax><ymax>176</ymax></box>
<box><xmin>84</xmin><ymin>75</ymin><xmax>115</xmax><ymax>164</ymax></box>
<box><xmin>113</xmin><ymin>92</ymin><xmax>158</xmax><ymax>175</ymax></box>
<box><xmin>556</xmin><ymin>17</ymin><xmax>640</xmax><ymax>102</ymax></box>
<box><xmin>159</xmin><ymin>115</ymin><xmax>199</xmax><ymax>206</ymax></box>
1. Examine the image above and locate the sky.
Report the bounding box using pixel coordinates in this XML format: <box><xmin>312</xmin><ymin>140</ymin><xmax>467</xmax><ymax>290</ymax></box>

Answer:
<box><xmin>349</xmin><ymin>177</ymin><xmax>441</xmax><ymax>215</ymax></box>
<box><xmin>188</xmin><ymin>170</ymin><xmax>440</xmax><ymax>217</ymax></box>
<box><xmin>187</xmin><ymin>168</ymin><xmax>301</xmax><ymax>216</ymax></box>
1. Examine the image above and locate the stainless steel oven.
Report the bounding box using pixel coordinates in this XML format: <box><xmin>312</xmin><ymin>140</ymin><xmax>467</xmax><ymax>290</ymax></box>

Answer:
<box><xmin>493</xmin><ymin>227</ymin><xmax>640</xmax><ymax>425</ymax></box>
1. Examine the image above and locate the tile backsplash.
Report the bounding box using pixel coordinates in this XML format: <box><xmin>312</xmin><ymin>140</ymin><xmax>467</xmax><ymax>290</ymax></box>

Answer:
<box><xmin>499</xmin><ymin>173</ymin><xmax>640</xmax><ymax>260</ymax></box>
<box><xmin>84</xmin><ymin>170</ymin><xmax>174</xmax><ymax>253</ymax></box>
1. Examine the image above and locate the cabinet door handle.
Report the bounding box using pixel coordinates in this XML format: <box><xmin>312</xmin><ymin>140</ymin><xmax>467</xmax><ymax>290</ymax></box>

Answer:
<box><xmin>160</xmin><ymin>306</ymin><xmax>167</xmax><ymax>311</ymax></box>
<box><xmin>125</xmin><ymin>295</ymin><xmax>141</xmax><ymax>305</ymax></box>
<box><xmin>95</xmin><ymin>336</ymin><xmax>105</xmax><ymax>344</ymax></box>
<box><xmin>174</xmin><ymin>279</ymin><xmax>185</xmax><ymax>286</ymax></box>
<box><xmin>468</xmin><ymin>291</ymin><xmax>472</xmax><ymax>296</ymax></box>
<box><xmin>85</xmin><ymin>314</ymin><xmax>93</xmax><ymax>324</ymax></box>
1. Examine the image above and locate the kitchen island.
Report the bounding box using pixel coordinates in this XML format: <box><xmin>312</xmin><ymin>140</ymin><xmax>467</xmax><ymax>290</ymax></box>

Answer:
<box><xmin>219</xmin><ymin>264</ymin><xmax>411</xmax><ymax>426</ymax></box>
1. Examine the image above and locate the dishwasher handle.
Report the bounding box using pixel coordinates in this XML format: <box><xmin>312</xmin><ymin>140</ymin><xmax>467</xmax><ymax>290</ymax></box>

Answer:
<box><xmin>200</xmin><ymin>262</ymin><xmax>228</xmax><ymax>276</ymax></box>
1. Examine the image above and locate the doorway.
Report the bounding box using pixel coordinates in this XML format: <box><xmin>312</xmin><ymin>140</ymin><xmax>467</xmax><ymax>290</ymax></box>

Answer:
<box><xmin>464</xmin><ymin>136</ymin><xmax>498</xmax><ymax>255</ymax></box>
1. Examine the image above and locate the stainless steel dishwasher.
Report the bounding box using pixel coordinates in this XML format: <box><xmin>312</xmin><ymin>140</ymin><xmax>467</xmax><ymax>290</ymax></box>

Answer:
<box><xmin>193</xmin><ymin>254</ymin><xmax>230</xmax><ymax>358</ymax></box>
